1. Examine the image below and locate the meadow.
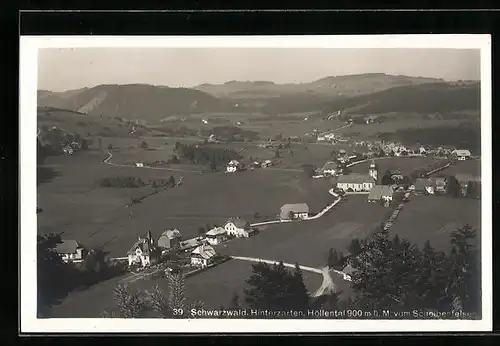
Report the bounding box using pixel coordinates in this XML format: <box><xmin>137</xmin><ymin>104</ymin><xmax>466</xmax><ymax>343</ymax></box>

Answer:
<box><xmin>349</xmin><ymin>156</ymin><xmax>447</xmax><ymax>176</ymax></box>
<box><xmin>439</xmin><ymin>159</ymin><xmax>481</xmax><ymax>176</ymax></box>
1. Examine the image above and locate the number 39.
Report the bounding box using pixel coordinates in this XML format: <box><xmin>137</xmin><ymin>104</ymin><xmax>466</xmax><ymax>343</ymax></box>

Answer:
<box><xmin>173</xmin><ymin>308</ymin><xmax>184</xmax><ymax>316</ymax></box>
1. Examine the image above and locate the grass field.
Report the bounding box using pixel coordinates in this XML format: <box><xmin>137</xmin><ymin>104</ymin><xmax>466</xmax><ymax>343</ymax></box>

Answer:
<box><xmin>49</xmin><ymin>259</ymin><xmax>323</xmax><ymax>317</ymax></box>
<box><xmin>38</xmin><ymin>151</ymin><xmax>333</xmax><ymax>258</ymax></box>
<box><xmin>440</xmin><ymin>159</ymin><xmax>481</xmax><ymax>176</ymax></box>
<box><xmin>389</xmin><ymin>195</ymin><xmax>481</xmax><ymax>252</ymax></box>
<box><xmin>350</xmin><ymin>156</ymin><xmax>447</xmax><ymax>176</ymax></box>
<box><xmin>217</xmin><ymin>195</ymin><xmax>390</xmax><ymax>268</ymax></box>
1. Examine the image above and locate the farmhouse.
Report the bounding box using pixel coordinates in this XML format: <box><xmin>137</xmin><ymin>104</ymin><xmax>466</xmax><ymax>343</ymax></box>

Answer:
<box><xmin>452</xmin><ymin>149</ymin><xmax>472</xmax><ymax>161</ymax></box>
<box><xmin>320</xmin><ymin>161</ymin><xmax>339</xmax><ymax>176</ymax></box>
<box><xmin>364</xmin><ymin>115</ymin><xmax>378</xmax><ymax>124</ymax></box>
<box><xmin>205</xmin><ymin>227</ymin><xmax>228</xmax><ymax>245</ymax></box>
<box><xmin>431</xmin><ymin>177</ymin><xmax>447</xmax><ymax>193</ymax></box>
<box><xmin>157</xmin><ymin>229</ymin><xmax>182</xmax><ymax>251</ymax></box>
<box><xmin>135</xmin><ymin>162</ymin><xmax>144</xmax><ymax>168</ymax></box>
<box><xmin>54</xmin><ymin>240</ymin><xmax>87</xmax><ymax>263</ymax></box>
<box><xmin>261</xmin><ymin>160</ymin><xmax>273</xmax><ymax>168</ymax></box>
<box><xmin>368</xmin><ymin>185</ymin><xmax>394</xmax><ymax>204</ymax></box>
<box><xmin>226</xmin><ymin>160</ymin><xmax>242</xmax><ymax>173</ymax></box>
<box><xmin>412</xmin><ymin>178</ymin><xmax>436</xmax><ymax>195</ymax></box>
<box><xmin>127</xmin><ymin>231</ymin><xmax>160</xmax><ymax>267</ymax></box>
<box><xmin>280</xmin><ymin>203</ymin><xmax>310</xmax><ymax>220</ymax></box>
<box><xmin>191</xmin><ymin>244</ymin><xmax>217</xmax><ymax>268</ymax></box>
<box><xmin>224</xmin><ymin>217</ymin><xmax>252</xmax><ymax>237</ymax></box>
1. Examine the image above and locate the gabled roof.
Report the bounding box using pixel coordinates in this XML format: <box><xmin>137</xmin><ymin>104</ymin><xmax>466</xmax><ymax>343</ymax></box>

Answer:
<box><xmin>206</xmin><ymin>227</ymin><xmax>226</xmax><ymax>236</ymax></box>
<box><xmin>452</xmin><ymin>149</ymin><xmax>472</xmax><ymax>156</ymax></box>
<box><xmin>368</xmin><ymin>185</ymin><xmax>394</xmax><ymax>200</ymax></box>
<box><xmin>54</xmin><ymin>240</ymin><xmax>82</xmax><ymax>254</ymax></box>
<box><xmin>280</xmin><ymin>203</ymin><xmax>310</xmax><ymax>214</ymax></box>
<box><xmin>225</xmin><ymin>217</ymin><xmax>248</xmax><ymax>229</ymax></box>
<box><xmin>161</xmin><ymin>229</ymin><xmax>181</xmax><ymax>240</ymax></box>
<box><xmin>335</xmin><ymin>174</ymin><xmax>374</xmax><ymax>184</ymax></box>
<box><xmin>127</xmin><ymin>238</ymin><xmax>153</xmax><ymax>256</ymax></box>
<box><xmin>191</xmin><ymin>244</ymin><xmax>217</xmax><ymax>259</ymax></box>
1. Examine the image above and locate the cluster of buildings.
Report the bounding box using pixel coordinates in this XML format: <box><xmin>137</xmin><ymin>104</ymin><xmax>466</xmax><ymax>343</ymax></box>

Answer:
<box><xmin>226</xmin><ymin>159</ymin><xmax>273</xmax><ymax>173</ymax></box>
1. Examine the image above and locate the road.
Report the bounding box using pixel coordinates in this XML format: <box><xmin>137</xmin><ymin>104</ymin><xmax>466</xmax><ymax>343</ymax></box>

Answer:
<box><xmin>230</xmin><ymin>256</ymin><xmax>336</xmax><ymax>297</ymax></box>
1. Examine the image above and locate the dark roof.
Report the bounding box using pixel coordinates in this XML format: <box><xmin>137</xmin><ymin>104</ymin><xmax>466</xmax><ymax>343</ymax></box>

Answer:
<box><xmin>54</xmin><ymin>240</ymin><xmax>82</xmax><ymax>254</ymax></box>
<box><xmin>368</xmin><ymin>185</ymin><xmax>394</xmax><ymax>200</ymax></box>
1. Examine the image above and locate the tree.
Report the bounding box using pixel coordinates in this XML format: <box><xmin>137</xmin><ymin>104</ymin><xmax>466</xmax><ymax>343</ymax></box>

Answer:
<box><xmin>113</xmin><ymin>284</ymin><xmax>146</xmax><ymax>318</ymax></box>
<box><xmin>244</xmin><ymin>261</ymin><xmax>310</xmax><ymax>311</ymax></box>
<box><xmin>347</xmin><ymin>238</ymin><xmax>363</xmax><ymax>257</ymax></box>
<box><xmin>168</xmin><ymin>272</ymin><xmax>187</xmax><ymax>312</ymax></box>
<box><xmin>466</xmin><ymin>181</ymin><xmax>480</xmax><ymax>199</ymax></box>
<box><xmin>140</xmin><ymin>141</ymin><xmax>149</xmax><ymax>150</ymax></box>
<box><xmin>275</xmin><ymin>149</ymin><xmax>281</xmax><ymax>158</ymax></box>
<box><xmin>82</xmin><ymin>248</ymin><xmax>108</xmax><ymax>274</ymax></box>
<box><xmin>168</xmin><ymin>175</ymin><xmax>176</xmax><ymax>187</ymax></box>
<box><xmin>381</xmin><ymin>170</ymin><xmax>394</xmax><ymax>185</ymax></box>
<box><xmin>229</xmin><ymin>292</ymin><xmax>241</xmax><ymax>309</ymax></box>
<box><xmin>327</xmin><ymin>248</ymin><xmax>340</xmax><ymax>269</ymax></box>
<box><xmin>145</xmin><ymin>285</ymin><xmax>169</xmax><ymax>317</ymax></box>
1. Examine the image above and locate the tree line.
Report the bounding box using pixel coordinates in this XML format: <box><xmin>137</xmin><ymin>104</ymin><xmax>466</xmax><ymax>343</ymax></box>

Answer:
<box><xmin>172</xmin><ymin>142</ymin><xmax>242</xmax><ymax>171</ymax></box>
<box><xmin>97</xmin><ymin>175</ymin><xmax>176</xmax><ymax>189</ymax></box>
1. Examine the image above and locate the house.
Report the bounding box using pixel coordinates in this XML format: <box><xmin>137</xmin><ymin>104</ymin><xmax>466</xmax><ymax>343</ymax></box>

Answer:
<box><xmin>431</xmin><ymin>177</ymin><xmax>447</xmax><ymax>193</ymax></box>
<box><xmin>54</xmin><ymin>240</ymin><xmax>87</xmax><ymax>263</ymax></box>
<box><xmin>226</xmin><ymin>160</ymin><xmax>241</xmax><ymax>173</ymax></box>
<box><xmin>280</xmin><ymin>203</ymin><xmax>310</xmax><ymax>220</ymax></box>
<box><xmin>334</xmin><ymin>173</ymin><xmax>376</xmax><ymax>192</ymax></box>
<box><xmin>342</xmin><ymin>264</ymin><xmax>358</xmax><ymax>281</ymax></box>
<box><xmin>157</xmin><ymin>229</ymin><xmax>182</xmax><ymax>251</ymax></box>
<box><xmin>191</xmin><ymin>244</ymin><xmax>217</xmax><ymax>268</ymax></box>
<box><xmin>208</xmin><ymin>134</ymin><xmax>218</xmax><ymax>143</ymax></box>
<box><xmin>205</xmin><ymin>227</ymin><xmax>228</xmax><ymax>245</ymax></box>
<box><xmin>413</xmin><ymin>178</ymin><xmax>435</xmax><ymax>195</ymax></box>
<box><xmin>452</xmin><ymin>149</ymin><xmax>472</xmax><ymax>161</ymax></box>
<box><xmin>135</xmin><ymin>162</ymin><xmax>144</xmax><ymax>168</ymax></box>
<box><xmin>367</xmin><ymin>185</ymin><xmax>394</xmax><ymax>203</ymax></box>
<box><xmin>364</xmin><ymin>115</ymin><xmax>378</xmax><ymax>124</ymax></box>
<box><xmin>320</xmin><ymin>161</ymin><xmax>338</xmax><ymax>176</ymax></box>
<box><xmin>317</xmin><ymin>136</ymin><xmax>326</xmax><ymax>142</ymax></box>
<box><xmin>62</xmin><ymin>146</ymin><xmax>74</xmax><ymax>155</ymax></box>
<box><xmin>127</xmin><ymin>231</ymin><xmax>160</xmax><ymax>267</ymax></box>
<box><xmin>224</xmin><ymin>217</ymin><xmax>251</xmax><ymax>237</ymax></box>
<box><xmin>261</xmin><ymin>160</ymin><xmax>273</xmax><ymax>168</ymax></box>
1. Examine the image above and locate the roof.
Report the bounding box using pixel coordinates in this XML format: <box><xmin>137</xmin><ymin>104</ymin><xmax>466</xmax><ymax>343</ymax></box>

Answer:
<box><xmin>280</xmin><ymin>203</ymin><xmax>310</xmax><ymax>214</ymax></box>
<box><xmin>206</xmin><ymin>227</ymin><xmax>227</xmax><ymax>236</ymax></box>
<box><xmin>414</xmin><ymin>178</ymin><xmax>433</xmax><ymax>191</ymax></box>
<box><xmin>54</xmin><ymin>240</ymin><xmax>81</xmax><ymax>254</ymax></box>
<box><xmin>191</xmin><ymin>244</ymin><xmax>217</xmax><ymax>259</ymax></box>
<box><xmin>127</xmin><ymin>238</ymin><xmax>152</xmax><ymax>256</ymax></box>
<box><xmin>225</xmin><ymin>217</ymin><xmax>248</xmax><ymax>229</ymax></box>
<box><xmin>335</xmin><ymin>174</ymin><xmax>374</xmax><ymax>184</ymax></box>
<box><xmin>245</xmin><ymin>228</ymin><xmax>258</xmax><ymax>234</ymax></box>
<box><xmin>368</xmin><ymin>185</ymin><xmax>394</xmax><ymax>200</ymax></box>
<box><xmin>228</xmin><ymin>160</ymin><xmax>240</xmax><ymax>166</ymax></box>
<box><xmin>161</xmin><ymin>229</ymin><xmax>181</xmax><ymax>240</ymax></box>
<box><xmin>452</xmin><ymin>149</ymin><xmax>472</xmax><ymax>156</ymax></box>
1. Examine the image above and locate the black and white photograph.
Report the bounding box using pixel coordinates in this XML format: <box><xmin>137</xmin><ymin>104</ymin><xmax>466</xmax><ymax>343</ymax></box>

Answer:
<box><xmin>20</xmin><ymin>35</ymin><xmax>491</xmax><ymax>333</ymax></box>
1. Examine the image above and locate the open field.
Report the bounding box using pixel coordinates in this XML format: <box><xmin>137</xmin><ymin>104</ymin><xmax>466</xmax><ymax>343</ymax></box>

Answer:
<box><xmin>390</xmin><ymin>195</ymin><xmax>480</xmax><ymax>252</ymax></box>
<box><xmin>49</xmin><ymin>259</ymin><xmax>323</xmax><ymax>317</ymax></box>
<box><xmin>38</xmin><ymin>152</ymin><xmax>333</xmax><ymax>258</ymax></box>
<box><xmin>349</xmin><ymin>156</ymin><xmax>447</xmax><ymax>176</ymax></box>
<box><xmin>217</xmin><ymin>195</ymin><xmax>390</xmax><ymax>268</ymax></box>
<box><xmin>439</xmin><ymin>159</ymin><xmax>481</xmax><ymax>176</ymax></box>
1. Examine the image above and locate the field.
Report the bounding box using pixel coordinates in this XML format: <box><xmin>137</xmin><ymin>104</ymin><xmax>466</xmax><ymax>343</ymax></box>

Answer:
<box><xmin>217</xmin><ymin>195</ymin><xmax>390</xmax><ymax>268</ymax></box>
<box><xmin>38</xmin><ymin>151</ymin><xmax>333</xmax><ymax>258</ymax></box>
<box><xmin>49</xmin><ymin>259</ymin><xmax>323</xmax><ymax>317</ymax></box>
<box><xmin>390</xmin><ymin>195</ymin><xmax>481</xmax><ymax>252</ymax></box>
<box><xmin>349</xmin><ymin>156</ymin><xmax>447</xmax><ymax>176</ymax></box>
<box><xmin>439</xmin><ymin>159</ymin><xmax>481</xmax><ymax>176</ymax></box>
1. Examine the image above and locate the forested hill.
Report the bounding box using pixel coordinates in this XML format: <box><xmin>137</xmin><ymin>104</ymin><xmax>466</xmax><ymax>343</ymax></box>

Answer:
<box><xmin>323</xmin><ymin>82</ymin><xmax>480</xmax><ymax>115</ymax></box>
<box><xmin>37</xmin><ymin>84</ymin><xmax>235</xmax><ymax>122</ymax></box>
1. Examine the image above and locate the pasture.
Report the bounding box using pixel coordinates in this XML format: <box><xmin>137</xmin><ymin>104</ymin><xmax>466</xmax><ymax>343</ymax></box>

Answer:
<box><xmin>440</xmin><ymin>159</ymin><xmax>481</xmax><ymax>177</ymax></box>
<box><xmin>49</xmin><ymin>259</ymin><xmax>323</xmax><ymax>317</ymax></box>
<box><xmin>389</xmin><ymin>195</ymin><xmax>481</xmax><ymax>252</ymax></box>
<box><xmin>38</xmin><ymin>151</ymin><xmax>334</xmax><ymax>258</ymax></box>
<box><xmin>217</xmin><ymin>195</ymin><xmax>390</xmax><ymax>268</ymax></box>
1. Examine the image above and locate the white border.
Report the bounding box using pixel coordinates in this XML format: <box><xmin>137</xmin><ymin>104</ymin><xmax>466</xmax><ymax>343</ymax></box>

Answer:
<box><xmin>20</xmin><ymin>35</ymin><xmax>492</xmax><ymax>333</ymax></box>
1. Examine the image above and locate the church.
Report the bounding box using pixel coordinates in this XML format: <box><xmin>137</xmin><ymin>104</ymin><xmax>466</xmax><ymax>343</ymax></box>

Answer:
<box><xmin>334</xmin><ymin>161</ymin><xmax>379</xmax><ymax>192</ymax></box>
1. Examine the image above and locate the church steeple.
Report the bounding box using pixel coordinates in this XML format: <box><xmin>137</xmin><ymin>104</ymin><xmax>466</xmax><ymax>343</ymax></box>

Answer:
<box><xmin>369</xmin><ymin>160</ymin><xmax>378</xmax><ymax>183</ymax></box>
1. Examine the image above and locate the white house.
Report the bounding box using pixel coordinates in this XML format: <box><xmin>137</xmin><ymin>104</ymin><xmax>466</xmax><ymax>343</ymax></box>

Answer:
<box><xmin>280</xmin><ymin>203</ymin><xmax>310</xmax><ymax>220</ymax></box>
<box><xmin>135</xmin><ymin>162</ymin><xmax>144</xmax><ymax>167</ymax></box>
<box><xmin>191</xmin><ymin>244</ymin><xmax>217</xmax><ymax>267</ymax></box>
<box><xmin>317</xmin><ymin>136</ymin><xmax>326</xmax><ymax>141</ymax></box>
<box><xmin>224</xmin><ymin>217</ymin><xmax>251</xmax><ymax>237</ymax></box>
<box><xmin>54</xmin><ymin>240</ymin><xmax>87</xmax><ymax>263</ymax></box>
<box><xmin>226</xmin><ymin>160</ymin><xmax>241</xmax><ymax>173</ymax></box>
<box><xmin>320</xmin><ymin>161</ymin><xmax>338</xmax><ymax>176</ymax></box>
<box><xmin>127</xmin><ymin>231</ymin><xmax>160</xmax><ymax>267</ymax></box>
<box><xmin>205</xmin><ymin>227</ymin><xmax>228</xmax><ymax>245</ymax></box>
<box><xmin>452</xmin><ymin>149</ymin><xmax>472</xmax><ymax>161</ymax></box>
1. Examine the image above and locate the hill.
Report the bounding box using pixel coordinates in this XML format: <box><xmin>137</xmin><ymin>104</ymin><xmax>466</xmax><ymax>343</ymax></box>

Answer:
<box><xmin>195</xmin><ymin>73</ymin><xmax>444</xmax><ymax>99</ymax></box>
<box><xmin>37</xmin><ymin>84</ymin><xmax>234</xmax><ymax>123</ymax></box>
<box><xmin>322</xmin><ymin>82</ymin><xmax>480</xmax><ymax>116</ymax></box>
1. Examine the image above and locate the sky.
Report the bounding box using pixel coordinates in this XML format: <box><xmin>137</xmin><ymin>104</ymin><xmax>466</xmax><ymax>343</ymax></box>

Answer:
<box><xmin>38</xmin><ymin>48</ymin><xmax>481</xmax><ymax>92</ymax></box>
